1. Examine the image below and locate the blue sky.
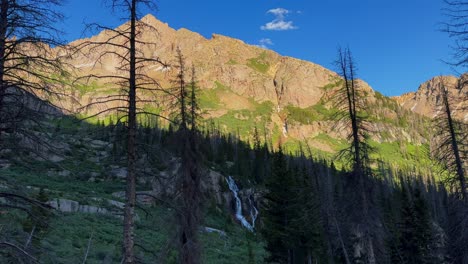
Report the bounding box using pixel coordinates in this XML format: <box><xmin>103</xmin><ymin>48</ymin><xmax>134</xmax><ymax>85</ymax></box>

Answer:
<box><xmin>59</xmin><ymin>0</ymin><xmax>457</xmax><ymax>96</ymax></box>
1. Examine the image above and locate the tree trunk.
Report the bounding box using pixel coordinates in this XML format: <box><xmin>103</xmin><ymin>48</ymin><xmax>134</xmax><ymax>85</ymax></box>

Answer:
<box><xmin>180</xmin><ymin>134</ymin><xmax>201</xmax><ymax>264</ymax></box>
<box><xmin>176</xmin><ymin>52</ymin><xmax>201</xmax><ymax>264</ymax></box>
<box><xmin>442</xmin><ymin>83</ymin><xmax>467</xmax><ymax>201</ymax></box>
<box><xmin>123</xmin><ymin>0</ymin><xmax>137</xmax><ymax>262</ymax></box>
<box><xmin>0</xmin><ymin>0</ymin><xmax>8</xmax><ymax>136</ymax></box>
<box><xmin>334</xmin><ymin>217</ymin><xmax>351</xmax><ymax>264</ymax></box>
<box><xmin>338</xmin><ymin>48</ymin><xmax>374</xmax><ymax>263</ymax></box>
<box><xmin>177</xmin><ymin>49</ymin><xmax>186</xmax><ymax>130</ymax></box>
<box><xmin>306</xmin><ymin>251</ymin><xmax>312</xmax><ymax>264</ymax></box>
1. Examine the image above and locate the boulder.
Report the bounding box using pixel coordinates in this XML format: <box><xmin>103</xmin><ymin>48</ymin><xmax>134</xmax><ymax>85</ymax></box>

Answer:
<box><xmin>0</xmin><ymin>159</ymin><xmax>11</xmax><ymax>169</ymax></box>
<box><xmin>58</xmin><ymin>170</ymin><xmax>71</xmax><ymax>177</ymax></box>
<box><xmin>110</xmin><ymin>167</ymin><xmax>127</xmax><ymax>178</ymax></box>
<box><xmin>48</xmin><ymin>198</ymin><xmax>79</xmax><ymax>213</ymax></box>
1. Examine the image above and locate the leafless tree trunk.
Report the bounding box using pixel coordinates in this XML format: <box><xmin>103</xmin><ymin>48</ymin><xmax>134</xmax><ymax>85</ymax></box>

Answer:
<box><xmin>434</xmin><ymin>77</ymin><xmax>467</xmax><ymax>201</ymax></box>
<box><xmin>190</xmin><ymin>65</ymin><xmax>199</xmax><ymax>135</ymax></box>
<box><xmin>337</xmin><ymin>48</ymin><xmax>362</xmax><ymax>175</ymax></box>
<box><xmin>0</xmin><ymin>0</ymin><xmax>65</xmax><ymax>260</ymax></box>
<box><xmin>0</xmin><ymin>0</ymin><xmax>67</xmax><ymax>147</ymax></box>
<box><xmin>442</xmin><ymin>80</ymin><xmax>466</xmax><ymax>201</ymax></box>
<box><xmin>439</xmin><ymin>5</ymin><xmax>468</xmax><ymax>260</ymax></box>
<box><xmin>176</xmin><ymin>48</ymin><xmax>187</xmax><ymax>130</ymax></box>
<box><xmin>0</xmin><ymin>0</ymin><xmax>7</xmax><ymax>120</ymax></box>
<box><xmin>74</xmin><ymin>1</ymin><xmax>165</xmax><ymax>261</ymax></box>
<box><xmin>334</xmin><ymin>47</ymin><xmax>375</xmax><ymax>263</ymax></box>
<box><xmin>122</xmin><ymin>1</ymin><xmax>137</xmax><ymax>262</ymax></box>
<box><xmin>172</xmin><ymin>48</ymin><xmax>202</xmax><ymax>264</ymax></box>
<box><xmin>334</xmin><ymin>217</ymin><xmax>351</xmax><ymax>264</ymax></box>
<box><xmin>0</xmin><ymin>241</ymin><xmax>39</xmax><ymax>263</ymax></box>
<box><xmin>442</xmin><ymin>0</ymin><xmax>468</xmax><ymax>69</ymax></box>
<box><xmin>82</xmin><ymin>232</ymin><xmax>93</xmax><ymax>264</ymax></box>
<box><xmin>23</xmin><ymin>225</ymin><xmax>35</xmax><ymax>250</ymax></box>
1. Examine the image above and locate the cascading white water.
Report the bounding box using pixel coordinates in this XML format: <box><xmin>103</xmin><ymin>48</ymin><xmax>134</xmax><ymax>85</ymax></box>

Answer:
<box><xmin>226</xmin><ymin>176</ymin><xmax>258</xmax><ymax>232</ymax></box>
<box><xmin>248</xmin><ymin>195</ymin><xmax>259</xmax><ymax>228</ymax></box>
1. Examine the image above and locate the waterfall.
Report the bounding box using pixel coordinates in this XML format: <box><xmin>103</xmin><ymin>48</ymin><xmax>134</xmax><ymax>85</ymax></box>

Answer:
<box><xmin>226</xmin><ymin>176</ymin><xmax>258</xmax><ymax>232</ymax></box>
<box><xmin>248</xmin><ymin>195</ymin><xmax>259</xmax><ymax>228</ymax></box>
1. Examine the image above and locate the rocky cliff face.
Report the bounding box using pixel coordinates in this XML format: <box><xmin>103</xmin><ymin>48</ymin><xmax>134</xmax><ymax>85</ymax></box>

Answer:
<box><xmin>49</xmin><ymin>14</ymin><xmax>465</xmax><ymax>155</ymax></box>
<box><xmin>393</xmin><ymin>75</ymin><xmax>467</xmax><ymax>122</ymax></box>
<box><xmin>64</xmin><ymin>14</ymin><xmax>337</xmax><ymax>109</ymax></box>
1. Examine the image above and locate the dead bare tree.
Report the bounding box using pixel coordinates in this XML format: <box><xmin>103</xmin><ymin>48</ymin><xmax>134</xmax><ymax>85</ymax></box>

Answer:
<box><xmin>439</xmin><ymin>4</ymin><xmax>468</xmax><ymax>261</ymax></box>
<box><xmin>431</xmin><ymin>76</ymin><xmax>468</xmax><ymax>264</ymax></box>
<box><xmin>438</xmin><ymin>3</ymin><xmax>468</xmax><ymax>261</ymax></box>
<box><xmin>171</xmin><ymin>48</ymin><xmax>203</xmax><ymax>264</ymax></box>
<box><xmin>0</xmin><ymin>0</ymin><xmax>68</xmax><ymax>260</ymax></box>
<box><xmin>334</xmin><ymin>47</ymin><xmax>373</xmax><ymax>178</ymax></box>
<box><xmin>0</xmin><ymin>0</ymin><xmax>70</xmax><ymax>152</ymax></box>
<box><xmin>74</xmin><ymin>1</ymin><xmax>165</xmax><ymax>262</ymax></box>
<box><xmin>189</xmin><ymin>65</ymin><xmax>200</xmax><ymax>135</ymax></box>
<box><xmin>440</xmin><ymin>0</ymin><xmax>468</xmax><ymax>200</ymax></box>
<box><xmin>0</xmin><ymin>189</ymin><xmax>53</xmax><ymax>261</ymax></box>
<box><xmin>441</xmin><ymin>0</ymin><xmax>468</xmax><ymax>69</ymax></box>
<box><xmin>333</xmin><ymin>47</ymin><xmax>376</xmax><ymax>263</ymax></box>
<box><xmin>433</xmin><ymin>76</ymin><xmax>467</xmax><ymax>201</ymax></box>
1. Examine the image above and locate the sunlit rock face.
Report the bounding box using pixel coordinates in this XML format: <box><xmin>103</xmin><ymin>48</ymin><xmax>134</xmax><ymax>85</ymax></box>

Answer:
<box><xmin>42</xmin><ymin>15</ymin><xmax>466</xmax><ymax>153</ymax></box>
<box><xmin>394</xmin><ymin>75</ymin><xmax>467</xmax><ymax>122</ymax></box>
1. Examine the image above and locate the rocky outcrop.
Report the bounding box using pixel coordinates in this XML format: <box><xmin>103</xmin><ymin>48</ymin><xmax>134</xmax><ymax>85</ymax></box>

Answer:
<box><xmin>151</xmin><ymin>158</ymin><xmax>227</xmax><ymax>205</ymax></box>
<box><xmin>47</xmin><ymin>198</ymin><xmax>124</xmax><ymax>215</ymax></box>
<box><xmin>393</xmin><ymin>75</ymin><xmax>467</xmax><ymax>122</ymax></box>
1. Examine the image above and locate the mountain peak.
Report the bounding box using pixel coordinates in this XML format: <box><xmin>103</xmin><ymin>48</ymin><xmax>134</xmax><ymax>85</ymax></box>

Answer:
<box><xmin>65</xmin><ymin>14</ymin><xmax>467</xmax><ymax>124</ymax></box>
<box><xmin>140</xmin><ymin>13</ymin><xmax>170</xmax><ymax>29</ymax></box>
<box><xmin>394</xmin><ymin>75</ymin><xmax>467</xmax><ymax>121</ymax></box>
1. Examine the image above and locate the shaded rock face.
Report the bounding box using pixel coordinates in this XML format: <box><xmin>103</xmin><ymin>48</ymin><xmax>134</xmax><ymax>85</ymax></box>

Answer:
<box><xmin>150</xmin><ymin>158</ymin><xmax>259</xmax><ymax>227</ymax></box>
<box><xmin>110</xmin><ymin>167</ymin><xmax>127</xmax><ymax>179</ymax></box>
<box><xmin>48</xmin><ymin>198</ymin><xmax>108</xmax><ymax>214</ymax></box>
<box><xmin>0</xmin><ymin>159</ymin><xmax>11</xmax><ymax>169</ymax></box>
<box><xmin>47</xmin><ymin>198</ymin><xmax>128</xmax><ymax>218</ymax></box>
<box><xmin>394</xmin><ymin>75</ymin><xmax>467</xmax><ymax>122</ymax></box>
<box><xmin>1</xmin><ymin>87</ymin><xmax>63</xmax><ymax>117</ymax></box>
<box><xmin>151</xmin><ymin>159</ymin><xmax>227</xmax><ymax>205</ymax></box>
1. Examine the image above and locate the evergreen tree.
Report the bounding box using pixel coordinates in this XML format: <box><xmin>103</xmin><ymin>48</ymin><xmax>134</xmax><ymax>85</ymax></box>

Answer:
<box><xmin>251</xmin><ymin>126</ymin><xmax>266</xmax><ymax>184</ymax></box>
<box><xmin>262</xmin><ymin>147</ymin><xmax>295</xmax><ymax>263</ymax></box>
<box><xmin>398</xmin><ymin>184</ymin><xmax>433</xmax><ymax>264</ymax></box>
<box><xmin>412</xmin><ymin>188</ymin><xmax>433</xmax><ymax>263</ymax></box>
<box><xmin>290</xmin><ymin>166</ymin><xmax>325</xmax><ymax>263</ymax></box>
<box><xmin>172</xmin><ymin>48</ymin><xmax>203</xmax><ymax>264</ymax></box>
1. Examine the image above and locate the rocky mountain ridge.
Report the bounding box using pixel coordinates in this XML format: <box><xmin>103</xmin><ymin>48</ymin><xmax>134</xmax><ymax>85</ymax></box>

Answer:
<box><xmin>49</xmin><ymin>14</ymin><xmax>466</xmax><ymax>159</ymax></box>
<box><xmin>65</xmin><ymin>14</ymin><xmax>339</xmax><ymax>110</ymax></box>
<box><xmin>63</xmin><ymin>14</ymin><xmax>466</xmax><ymax>118</ymax></box>
<box><xmin>393</xmin><ymin>75</ymin><xmax>467</xmax><ymax>122</ymax></box>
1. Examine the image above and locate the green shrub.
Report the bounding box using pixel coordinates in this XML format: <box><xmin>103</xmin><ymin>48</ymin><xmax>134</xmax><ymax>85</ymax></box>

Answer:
<box><xmin>247</xmin><ymin>52</ymin><xmax>270</xmax><ymax>74</ymax></box>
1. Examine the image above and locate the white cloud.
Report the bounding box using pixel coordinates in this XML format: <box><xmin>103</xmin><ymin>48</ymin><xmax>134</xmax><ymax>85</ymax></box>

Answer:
<box><xmin>261</xmin><ymin>8</ymin><xmax>297</xmax><ymax>31</ymax></box>
<box><xmin>260</xmin><ymin>38</ymin><xmax>273</xmax><ymax>46</ymax></box>
<box><xmin>261</xmin><ymin>21</ymin><xmax>296</xmax><ymax>31</ymax></box>
<box><xmin>268</xmin><ymin>8</ymin><xmax>290</xmax><ymax>17</ymax></box>
<box><xmin>256</xmin><ymin>38</ymin><xmax>274</xmax><ymax>49</ymax></box>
